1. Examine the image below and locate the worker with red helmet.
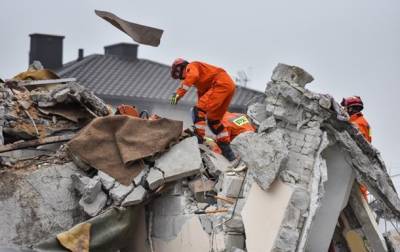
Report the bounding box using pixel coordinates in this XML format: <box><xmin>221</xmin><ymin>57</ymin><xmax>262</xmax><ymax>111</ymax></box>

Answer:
<box><xmin>341</xmin><ymin>96</ymin><xmax>372</xmax><ymax>200</ymax></box>
<box><xmin>341</xmin><ymin>96</ymin><xmax>371</xmax><ymax>142</ymax></box>
<box><xmin>170</xmin><ymin>58</ymin><xmax>237</xmax><ymax>162</ymax></box>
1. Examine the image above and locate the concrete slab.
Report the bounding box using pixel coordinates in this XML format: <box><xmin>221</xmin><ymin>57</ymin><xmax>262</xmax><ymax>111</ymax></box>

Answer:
<box><xmin>155</xmin><ymin>137</ymin><xmax>202</xmax><ymax>183</ymax></box>
<box><xmin>146</xmin><ymin>168</ymin><xmax>164</xmax><ymax>190</ymax></box>
<box><xmin>109</xmin><ymin>182</ymin><xmax>134</xmax><ymax>205</ymax></box>
<box><xmin>98</xmin><ymin>171</ymin><xmax>115</xmax><ymax>191</ymax></box>
<box><xmin>153</xmin><ymin>216</ymin><xmax>210</xmax><ymax>252</ymax></box>
<box><xmin>349</xmin><ymin>184</ymin><xmax>388</xmax><ymax>252</ymax></box>
<box><xmin>82</xmin><ymin>176</ymin><xmax>102</xmax><ymax>203</ymax></box>
<box><xmin>232</xmin><ymin>130</ymin><xmax>289</xmax><ymax>191</ymax></box>
<box><xmin>305</xmin><ymin>144</ymin><xmax>355</xmax><ymax>252</ymax></box>
<box><xmin>122</xmin><ymin>185</ymin><xmax>147</xmax><ymax>207</ymax></box>
<box><xmin>241</xmin><ymin>180</ymin><xmax>294</xmax><ymax>252</ymax></box>
<box><xmin>220</xmin><ymin>175</ymin><xmax>244</xmax><ymax>198</ymax></box>
<box><xmin>0</xmin><ymin>162</ymin><xmax>85</xmax><ymax>247</ymax></box>
<box><xmin>79</xmin><ymin>190</ymin><xmax>107</xmax><ymax>217</ymax></box>
<box><xmin>188</xmin><ymin>177</ymin><xmax>216</xmax><ymax>194</ymax></box>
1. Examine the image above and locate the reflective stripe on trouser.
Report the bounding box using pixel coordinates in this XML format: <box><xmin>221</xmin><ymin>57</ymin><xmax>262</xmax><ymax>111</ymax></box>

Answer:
<box><xmin>208</xmin><ymin>119</ymin><xmax>230</xmax><ymax>143</ymax></box>
<box><xmin>194</xmin><ymin>122</ymin><xmax>206</xmax><ymax>138</ymax></box>
<box><xmin>192</xmin><ymin>106</ymin><xmax>207</xmax><ymax>139</ymax></box>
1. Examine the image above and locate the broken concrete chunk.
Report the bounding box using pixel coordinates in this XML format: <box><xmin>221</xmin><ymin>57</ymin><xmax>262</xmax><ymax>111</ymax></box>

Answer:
<box><xmin>200</xmin><ymin>145</ymin><xmax>231</xmax><ymax>176</ymax></box>
<box><xmin>271</xmin><ymin>63</ymin><xmax>314</xmax><ymax>87</ymax></box>
<box><xmin>385</xmin><ymin>230</ymin><xmax>400</xmax><ymax>252</ymax></box>
<box><xmin>53</xmin><ymin>87</ymin><xmax>70</xmax><ymax>103</ymax></box>
<box><xmin>274</xmin><ymin>226</ymin><xmax>300</xmax><ymax>251</ymax></box>
<box><xmin>98</xmin><ymin>171</ymin><xmax>115</xmax><ymax>191</ymax></box>
<box><xmin>146</xmin><ymin>168</ymin><xmax>165</xmax><ymax>190</ymax></box>
<box><xmin>164</xmin><ymin>180</ymin><xmax>184</xmax><ymax>196</ymax></box>
<box><xmin>109</xmin><ymin>182</ymin><xmax>134</xmax><ymax>205</ymax></box>
<box><xmin>71</xmin><ymin>173</ymin><xmax>91</xmax><ymax>194</ymax></box>
<box><xmin>79</xmin><ymin>190</ymin><xmax>107</xmax><ymax>217</ymax></box>
<box><xmin>82</xmin><ymin>176</ymin><xmax>102</xmax><ymax>204</ymax></box>
<box><xmin>214</xmin><ymin>231</ymin><xmax>245</xmax><ymax>252</ymax></box>
<box><xmin>188</xmin><ymin>177</ymin><xmax>216</xmax><ymax>202</ymax></box>
<box><xmin>318</xmin><ymin>95</ymin><xmax>331</xmax><ymax>109</ymax></box>
<box><xmin>122</xmin><ymin>185</ymin><xmax>147</xmax><ymax>207</ymax></box>
<box><xmin>258</xmin><ymin>115</ymin><xmax>277</xmax><ymax>133</ymax></box>
<box><xmin>38</xmin><ymin>101</ymin><xmax>56</xmax><ymax>108</ymax></box>
<box><xmin>232</xmin><ymin>130</ymin><xmax>289</xmax><ymax>191</ymax></box>
<box><xmin>221</xmin><ymin>174</ymin><xmax>244</xmax><ymax>198</ymax></box>
<box><xmin>223</xmin><ymin>214</ymin><xmax>244</xmax><ymax>233</ymax></box>
<box><xmin>133</xmin><ymin>166</ymin><xmax>149</xmax><ymax>186</ymax></box>
<box><xmin>188</xmin><ymin>177</ymin><xmax>216</xmax><ymax>194</ymax></box>
<box><xmin>247</xmin><ymin>102</ymin><xmax>268</xmax><ymax>126</ymax></box>
<box><xmin>155</xmin><ymin>136</ymin><xmax>202</xmax><ymax>183</ymax></box>
<box><xmin>0</xmin><ymin>162</ymin><xmax>85</xmax><ymax>246</ymax></box>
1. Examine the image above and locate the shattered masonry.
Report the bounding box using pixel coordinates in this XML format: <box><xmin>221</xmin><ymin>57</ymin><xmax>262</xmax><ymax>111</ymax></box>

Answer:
<box><xmin>1</xmin><ymin>63</ymin><xmax>400</xmax><ymax>252</ymax></box>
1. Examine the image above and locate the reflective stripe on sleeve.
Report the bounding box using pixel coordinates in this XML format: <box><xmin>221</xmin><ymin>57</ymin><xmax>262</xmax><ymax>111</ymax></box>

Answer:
<box><xmin>181</xmin><ymin>84</ymin><xmax>191</xmax><ymax>91</ymax></box>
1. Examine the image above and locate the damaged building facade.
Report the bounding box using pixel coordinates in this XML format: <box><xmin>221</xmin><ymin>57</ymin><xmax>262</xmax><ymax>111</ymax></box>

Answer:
<box><xmin>1</xmin><ymin>60</ymin><xmax>400</xmax><ymax>252</ymax></box>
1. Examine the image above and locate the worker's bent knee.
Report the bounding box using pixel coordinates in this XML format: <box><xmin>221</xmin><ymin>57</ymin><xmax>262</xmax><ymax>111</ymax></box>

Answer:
<box><xmin>208</xmin><ymin>119</ymin><xmax>224</xmax><ymax>135</ymax></box>
<box><xmin>191</xmin><ymin>106</ymin><xmax>206</xmax><ymax>124</ymax></box>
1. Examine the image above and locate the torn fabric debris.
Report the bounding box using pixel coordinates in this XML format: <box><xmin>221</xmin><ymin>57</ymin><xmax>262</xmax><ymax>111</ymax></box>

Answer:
<box><xmin>67</xmin><ymin>116</ymin><xmax>182</xmax><ymax>185</ymax></box>
<box><xmin>95</xmin><ymin>10</ymin><xmax>163</xmax><ymax>47</ymax></box>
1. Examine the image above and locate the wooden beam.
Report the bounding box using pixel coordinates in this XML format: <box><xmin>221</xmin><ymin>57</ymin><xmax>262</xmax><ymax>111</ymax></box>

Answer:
<box><xmin>16</xmin><ymin>78</ymin><xmax>76</xmax><ymax>87</ymax></box>
<box><xmin>0</xmin><ymin>134</ymin><xmax>75</xmax><ymax>153</ymax></box>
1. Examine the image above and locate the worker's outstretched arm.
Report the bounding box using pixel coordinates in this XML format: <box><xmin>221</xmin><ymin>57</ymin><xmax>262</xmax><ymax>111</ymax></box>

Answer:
<box><xmin>176</xmin><ymin>64</ymin><xmax>199</xmax><ymax>97</ymax></box>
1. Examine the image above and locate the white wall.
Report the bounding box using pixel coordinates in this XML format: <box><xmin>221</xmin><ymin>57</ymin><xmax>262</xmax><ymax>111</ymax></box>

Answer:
<box><xmin>305</xmin><ymin>144</ymin><xmax>355</xmax><ymax>252</ymax></box>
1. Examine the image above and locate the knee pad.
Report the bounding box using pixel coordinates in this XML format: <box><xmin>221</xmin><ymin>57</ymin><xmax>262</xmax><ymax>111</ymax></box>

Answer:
<box><xmin>192</xmin><ymin>106</ymin><xmax>206</xmax><ymax>123</ymax></box>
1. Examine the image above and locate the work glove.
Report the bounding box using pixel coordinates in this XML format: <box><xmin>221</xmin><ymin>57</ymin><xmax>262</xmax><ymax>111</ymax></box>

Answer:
<box><xmin>170</xmin><ymin>93</ymin><xmax>180</xmax><ymax>105</ymax></box>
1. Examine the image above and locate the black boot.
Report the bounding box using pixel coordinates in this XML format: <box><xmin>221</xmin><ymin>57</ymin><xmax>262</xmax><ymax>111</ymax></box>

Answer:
<box><xmin>217</xmin><ymin>142</ymin><xmax>236</xmax><ymax>161</ymax></box>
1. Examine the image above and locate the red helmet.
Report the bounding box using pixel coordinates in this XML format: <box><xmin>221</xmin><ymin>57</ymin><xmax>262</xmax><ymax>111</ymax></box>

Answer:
<box><xmin>341</xmin><ymin>96</ymin><xmax>363</xmax><ymax>109</ymax></box>
<box><xmin>171</xmin><ymin>58</ymin><xmax>188</xmax><ymax>79</ymax></box>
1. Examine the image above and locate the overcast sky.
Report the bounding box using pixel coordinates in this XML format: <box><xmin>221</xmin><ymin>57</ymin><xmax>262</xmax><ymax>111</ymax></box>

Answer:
<box><xmin>1</xmin><ymin>0</ymin><xmax>399</xmax><ymax>171</ymax></box>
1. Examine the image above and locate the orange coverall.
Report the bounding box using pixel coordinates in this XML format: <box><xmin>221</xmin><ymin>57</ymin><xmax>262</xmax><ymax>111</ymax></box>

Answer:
<box><xmin>205</xmin><ymin>112</ymin><xmax>255</xmax><ymax>154</ymax></box>
<box><xmin>350</xmin><ymin>112</ymin><xmax>372</xmax><ymax>142</ymax></box>
<box><xmin>222</xmin><ymin>112</ymin><xmax>256</xmax><ymax>141</ymax></box>
<box><xmin>350</xmin><ymin>112</ymin><xmax>372</xmax><ymax>200</ymax></box>
<box><xmin>176</xmin><ymin>62</ymin><xmax>236</xmax><ymax>143</ymax></box>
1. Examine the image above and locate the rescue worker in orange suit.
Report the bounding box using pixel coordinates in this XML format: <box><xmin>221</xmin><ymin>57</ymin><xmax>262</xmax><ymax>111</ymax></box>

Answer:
<box><xmin>170</xmin><ymin>58</ymin><xmax>237</xmax><ymax>162</ymax></box>
<box><xmin>222</xmin><ymin>111</ymin><xmax>256</xmax><ymax>141</ymax></box>
<box><xmin>341</xmin><ymin>96</ymin><xmax>372</xmax><ymax>200</ymax></box>
<box><xmin>205</xmin><ymin>112</ymin><xmax>256</xmax><ymax>155</ymax></box>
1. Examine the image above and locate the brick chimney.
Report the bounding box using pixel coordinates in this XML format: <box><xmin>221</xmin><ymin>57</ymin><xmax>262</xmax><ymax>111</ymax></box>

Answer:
<box><xmin>104</xmin><ymin>43</ymin><xmax>138</xmax><ymax>61</ymax></box>
<box><xmin>29</xmin><ymin>33</ymin><xmax>64</xmax><ymax>70</ymax></box>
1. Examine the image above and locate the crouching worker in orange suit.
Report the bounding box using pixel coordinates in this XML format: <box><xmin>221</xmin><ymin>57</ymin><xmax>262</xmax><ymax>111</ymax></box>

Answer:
<box><xmin>222</xmin><ymin>111</ymin><xmax>256</xmax><ymax>141</ymax></box>
<box><xmin>341</xmin><ymin>96</ymin><xmax>372</xmax><ymax>200</ymax></box>
<box><xmin>204</xmin><ymin>112</ymin><xmax>256</xmax><ymax>154</ymax></box>
<box><xmin>170</xmin><ymin>58</ymin><xmax>237</xmax><ymax>162</ymax></box>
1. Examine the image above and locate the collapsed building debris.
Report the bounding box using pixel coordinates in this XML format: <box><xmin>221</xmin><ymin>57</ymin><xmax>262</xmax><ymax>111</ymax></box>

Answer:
<box><xmin>1</xmin><ymin>62</ymin><xmax>400</xmax><ymax>252</ymax></box>
<box><xmin>0</xmin><ymin>63</ymin><xmax>111</xmax><ymax>246</ymax></box>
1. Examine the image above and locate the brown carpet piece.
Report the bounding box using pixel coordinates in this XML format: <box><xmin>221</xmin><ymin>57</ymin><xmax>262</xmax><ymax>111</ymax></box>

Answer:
<box><xmin>68</xmin><ymin>116</ymin><xmax>182</xmax><ymax>185</ymax></box>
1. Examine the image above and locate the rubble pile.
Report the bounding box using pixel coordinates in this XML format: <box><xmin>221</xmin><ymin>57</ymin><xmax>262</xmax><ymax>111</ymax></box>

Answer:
<box><xmin>2</xmin><ymin>63</ymin><xmax>400</xmax><ymax>252</ymax></box>
<box><xmin>0</xmin><ymin>67</ymin><xmax>110</xmax><ymax>148</ymax></box>
<box><xmin>0</xmin><ymin>65</ymin><xmax>111</xmax><ymax>246</ymax></box>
